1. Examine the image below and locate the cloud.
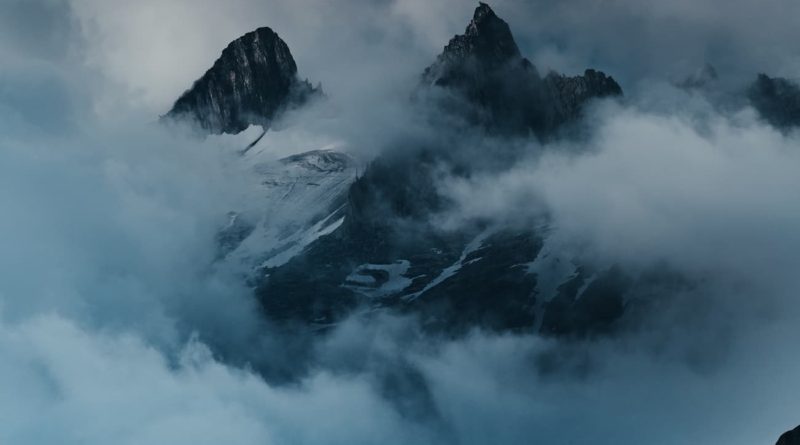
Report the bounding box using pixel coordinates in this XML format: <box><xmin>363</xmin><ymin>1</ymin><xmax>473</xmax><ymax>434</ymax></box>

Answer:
<box><xmin>0</xmin><ymin>0</ymin><xmax>77</xmax><ymax>63</ymax></box>
<box><xmin>439</xmin><ymin>90</ymin><xmax>800</xmax><ymax>286</ymax></box>
<box><xmin>0</xmin><ymin>77</ymin><xmax>281</xmax><ymax>362</ymax></box>
<box><xmin>0</xmin><ymin>314</ymin><xmax>439</xmax><ymax>445</ymax></box>
<box><xmin>487</xmin><ymin>0</ymin><xmax>800</xmax><ymax>88</ymax></box>
<box><xmin>2</xmin><ymin>309</ymin><xmax>800</xmax><ymax>444</ymax></box>
<box><xmin>424</xmin><ymin>86</ymin><xmax>800</xmax><ymax>442</ymax></box>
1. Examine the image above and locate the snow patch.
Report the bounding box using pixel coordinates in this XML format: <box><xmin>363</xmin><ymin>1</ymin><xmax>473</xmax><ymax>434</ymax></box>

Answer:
<box><xmin>343</xmin><ymin>260</ymin><xmax>413</xmax><ymax>299</ymax></box>
<box><xmin>526</xmin><ymin>242</ymin><xmax>578</xmax><ymax>304</ymax></box>
<box><xmin>574</xmin><ymin>273</ymin><xmax>598</xmax><ymax>302</ymax></box>
<box><xmin>403</xmin><ymin>229</ymin><xmax>492</xmax><ymax>301</ymax></box>
<box><xmin>214</xmin><ymin>130</ymin><xmax>358</xmax><ymax>277</ymax></box>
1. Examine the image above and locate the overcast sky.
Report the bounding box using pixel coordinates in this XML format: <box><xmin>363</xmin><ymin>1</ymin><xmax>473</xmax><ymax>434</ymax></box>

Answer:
<box><xmin>5</xmin><ymin>0</ymin><xmax>800</xmax><ymax>116</ymax></box>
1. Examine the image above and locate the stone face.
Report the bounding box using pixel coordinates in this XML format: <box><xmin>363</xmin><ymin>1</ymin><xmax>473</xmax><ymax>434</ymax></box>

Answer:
<box><xmin>165</xmin><ymin>27</ymin><xmax>318</xmax><ymax>135</ymax></box>
<box><xmin>778</xmin><ymin>426</ymin><xmax>800</xmax><ymax>445</ymax></box>
<box><xmin>748</xmin><ymin>73</ymin><xmax>800</xmax><ymax>130</ymax></box>
<box><xmin>421</xmin><ymin>3</ymin><xmax>621</xmax><ymax>137</ymax></box>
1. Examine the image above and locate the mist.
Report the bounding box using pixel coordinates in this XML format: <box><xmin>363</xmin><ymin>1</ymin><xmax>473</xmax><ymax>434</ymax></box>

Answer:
<box><xmin>2</xmin><ymin>0</ymin><xmax>800</xmax><ymax>444</ymax></box>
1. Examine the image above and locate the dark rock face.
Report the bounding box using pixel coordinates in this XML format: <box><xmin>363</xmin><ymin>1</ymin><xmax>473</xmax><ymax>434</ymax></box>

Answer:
<box><xmin>748</xmin><ymin>73</ymin><xmax>800</xmax><ymax>130</ymax></box>
<box><xmin>778</xmin><ymin>426</ymin><xmax>800</xmax><ymax>445</ymax></box>
<box><xmin>403</xmin><ymin>229</ymin><xmax>543</xmax><ymax>333</ymax></box>
<box><xmin>421</xmin><ymin>3</ymin><xmax>621</xmax><ymax>137</ymax></box>
<box><xmin>423</xmin><ymin>2</ymin><xmax>522</xmax><ymax>78</ymax></box>
<box><xmin>165</xmin><ymin>27</ymin><xmax>318</xmax><ymax>135</ymax></box>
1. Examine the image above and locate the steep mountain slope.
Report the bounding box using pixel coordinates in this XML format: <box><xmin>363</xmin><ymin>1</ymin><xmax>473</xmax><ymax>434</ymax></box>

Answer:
<box><xmin>217</xmin><ymin>144</ymin><xmax>358</xmax><ymax>280</ymax></box>
<box><xmin>253</xmin><ymin>3</ymin><xmax>631</xmax><ymax>334</ymax></box>
<box><xmin>164</xmin><ymin>27</ymin><xmax>319</xmax><ymax>134</ymax></box>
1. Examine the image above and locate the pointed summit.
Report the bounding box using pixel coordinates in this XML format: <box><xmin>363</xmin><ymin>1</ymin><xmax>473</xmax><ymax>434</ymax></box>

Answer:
<box><xmin>420</xmin><ymin>2</ymin><xmax>621</xmax><ymax>136</ymax></box>
<box><xmin>164</xmin><ymin>27</ymin><xmax>319</xmax><ymax>135</ymax></box>
<box><xmin>425</xmin><ymin>2</ymin><xmax>521</xmax><ymax>80</ymax></box>
<box><xmin>461</xmin><ymin>2</ymin><xmax>521</xmax><ymax>63</ymax></box>
<box><xmin>473</xmin><ymin>2</ymin><xmax>494</xmax><ymax>19</ymax></box>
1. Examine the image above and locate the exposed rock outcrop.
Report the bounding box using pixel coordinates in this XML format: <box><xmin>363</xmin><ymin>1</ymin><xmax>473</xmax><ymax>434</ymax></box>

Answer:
<box><xmin>165</xmin><ymin>27</ymin><xmax>319</xmax><ymax>135</ymax></box>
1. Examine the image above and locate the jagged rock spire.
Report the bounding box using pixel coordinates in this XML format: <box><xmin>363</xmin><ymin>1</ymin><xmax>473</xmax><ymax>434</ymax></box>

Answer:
<box><xmin>456</xmin><ymin>2</ymin><xmax>521</xmax><ymax>65</ymax></box>
<box><xmin>424</xmin><ymin>2</ymin><xmax>522</xmax><ymax>83</ymax></box>
<box><xmin>164</xmin><ymin>27</ymin><xmax>319</xmax><ymax>135</ymax></box>
<box><xmin>421</xmin><ymin>2</ymin><xmax>621</xmax><ymax>136</ymax></box>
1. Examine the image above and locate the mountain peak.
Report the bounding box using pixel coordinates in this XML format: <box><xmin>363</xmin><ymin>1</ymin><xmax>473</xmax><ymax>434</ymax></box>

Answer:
<box><xmin>471</xmin><ymin>2</ymin><xmax>499</xmax><ymax>29</ymax></box>
<box><xmin>164</xmin><ymin>26</ymin><xmax>319</xmax><ymax>135</ymax></box>
<box><xmin>464</xmin><ymin>3</ymin><xmax>520</xmax><ymax>60</ymax></box>
<box><xmin>420</xmin><ymin>2</ymin><xmax>621</xmax><ymax>136</ymax></box>
<box><xmin>425</xmin><ymin>2</ymin><xmax>521</xmax><ymax>76</ymax></box>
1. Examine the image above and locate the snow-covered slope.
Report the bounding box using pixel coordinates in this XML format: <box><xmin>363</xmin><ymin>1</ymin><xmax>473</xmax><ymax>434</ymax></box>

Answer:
<box><xmin>216</xmin><ymin>129</ymin><xmax>358</xmax><ymax>279</ymax></box>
